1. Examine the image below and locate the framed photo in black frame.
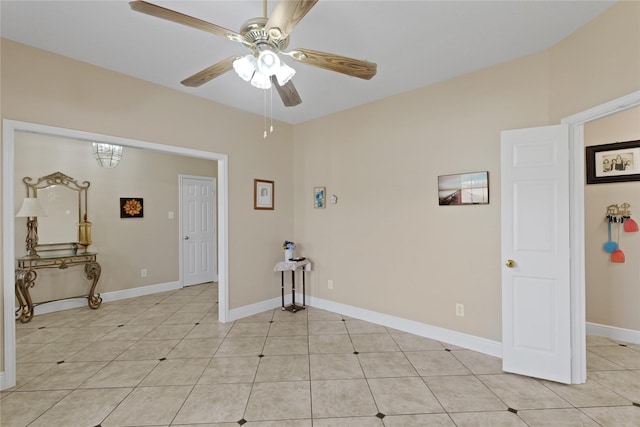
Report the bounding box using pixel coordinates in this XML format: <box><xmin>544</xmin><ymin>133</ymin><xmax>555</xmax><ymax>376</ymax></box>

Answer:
<box><xmin>586</xmin><ymin>140</ymin><xmax>640</xmax><ymax>184</ymax></box>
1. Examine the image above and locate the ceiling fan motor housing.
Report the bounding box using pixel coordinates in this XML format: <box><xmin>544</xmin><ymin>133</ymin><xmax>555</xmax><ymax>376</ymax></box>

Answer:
<box><xmin>240</xmin><ymin>17</ymin><xmax>290</xmax><ymax>54</ymax></box>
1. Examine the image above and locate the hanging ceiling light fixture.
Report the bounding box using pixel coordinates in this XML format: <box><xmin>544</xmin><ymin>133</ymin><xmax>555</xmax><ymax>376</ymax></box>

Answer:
<box><xmin>92</xmin><ymin>142</ymin><xmax>123</xmax><ymax>168</ymax></box>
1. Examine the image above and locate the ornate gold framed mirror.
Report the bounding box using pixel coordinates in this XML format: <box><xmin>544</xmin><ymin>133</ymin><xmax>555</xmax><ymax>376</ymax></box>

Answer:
<box><xmin>20</xmin><ymin>171</ymin><xmax>92</xmax><ymax>256</ymax></box>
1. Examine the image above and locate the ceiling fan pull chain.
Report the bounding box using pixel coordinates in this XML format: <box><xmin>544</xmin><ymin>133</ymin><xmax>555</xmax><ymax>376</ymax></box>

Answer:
<box><xmin>263</xmin><ymin>88</ymin><xmax>268</xmax><ymax>139</ymax></box>
<box><xmin>270</xmin><ymin>85</ymin><xmax>274</xmax><ymax>134</ymax></box>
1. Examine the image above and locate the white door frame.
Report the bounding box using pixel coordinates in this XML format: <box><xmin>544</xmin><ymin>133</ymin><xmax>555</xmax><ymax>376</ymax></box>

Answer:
<box><xmin>1</xmin><ymin>120</ymin><xmax>230</xmax><ymax>390</ymax></box>
<box><xmin>564</xmin><ymin>90</ymin><xmax>640</xmax><ymax>384</ymax></box>
<box><xmin>179</xmin><ymin>174</ymin><xmax>218</xmax><ymax>286</ymax></box>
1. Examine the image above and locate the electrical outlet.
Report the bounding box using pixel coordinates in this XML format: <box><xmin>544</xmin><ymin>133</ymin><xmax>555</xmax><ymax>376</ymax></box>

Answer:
<box><xmin>328</xmin><ymin>279</ymin><xmax>333</xmax><ymax>290</ymax></box>
<box><xmin>456</xmin><ymin>303</ymin><xmax>464</xmax><ymax>317</ymax></box>
<box><xmin>168</xmin><ymin>211</ymin><xmax>174</xmax><ymax>219</ymax></box>
<box><xmin>141</xmin><ymin>269</ymin><xmax>148</xmax><ymax>277</ymax></box>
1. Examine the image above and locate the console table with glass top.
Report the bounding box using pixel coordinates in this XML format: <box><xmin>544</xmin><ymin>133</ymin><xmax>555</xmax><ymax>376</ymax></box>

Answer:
<box><xmin>15</xmin><ymin>251</ymin><xmax>102</xmax><ymax>323</ymax></box>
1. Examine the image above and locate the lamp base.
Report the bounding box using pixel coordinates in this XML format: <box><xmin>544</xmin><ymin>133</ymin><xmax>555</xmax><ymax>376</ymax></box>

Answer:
<box><xmin>23</xmin><ymin>251</ymin><xmax>40</xmax><ymax>259</ymax></box>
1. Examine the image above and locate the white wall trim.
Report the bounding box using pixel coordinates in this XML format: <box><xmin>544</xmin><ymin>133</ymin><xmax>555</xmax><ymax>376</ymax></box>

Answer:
<box><xmin>586</xmin><ymin>322</ymin><xmax>640</xmax><ymax>345</ymax></box>
<box><xmin>2</xmin><ymin>121</ymin><xmax>18</xmax><ymax>390</ymax></box>
<box><xmin>229</xmin><ymin>296</ymin><xmax>502</xmax><ymax>358</ymax></box>
<box><xmin>562</xmin><ymin>90</ymin><xmax>640</xmax><ymax>384</ymax></box>
<box><xmin>2</xmin><ymin>119</ymin><xmax>230</xmax><ymax>390</ymax></box>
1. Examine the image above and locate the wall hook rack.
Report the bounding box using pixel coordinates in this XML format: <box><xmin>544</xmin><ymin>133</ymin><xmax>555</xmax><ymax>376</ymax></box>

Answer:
<box><xmin>605</xmin><ymin>203</ymin><xmax>638</xmax><ymax>233</ymax></box>
<box><xmin>605</xmin><ymin>203</ymin><xmax>633</xmax><ymax>223</ymax></box>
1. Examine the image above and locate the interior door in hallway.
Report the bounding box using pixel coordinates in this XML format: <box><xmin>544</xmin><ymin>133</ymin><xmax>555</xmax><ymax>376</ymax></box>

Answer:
<box><xmin>501</xmin><ymin>124</ymin><xmax>572</xmax><ymax>383</ymax></box>
<box><xmin>181</xmin><ymin>176</ymin><xmax>217</xmax><ymax>286</ymax></box>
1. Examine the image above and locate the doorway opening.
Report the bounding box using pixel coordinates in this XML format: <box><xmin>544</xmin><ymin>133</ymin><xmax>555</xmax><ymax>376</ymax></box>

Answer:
<box><xmin>564</xmin><ymin>90</ymin><xmax>640</xmax><ymax>383</ymax></box>
<box><xmin>2</xmin><ymin>119</ymin><xmax>230</xmax><ymax>390</ymax></box>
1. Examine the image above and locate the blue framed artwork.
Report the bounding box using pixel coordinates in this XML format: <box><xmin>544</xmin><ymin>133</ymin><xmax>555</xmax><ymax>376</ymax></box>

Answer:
<box><xmin>314</xmin><ymin>187</ymin><xmax>326</xmax><ymax>208</ymax></box>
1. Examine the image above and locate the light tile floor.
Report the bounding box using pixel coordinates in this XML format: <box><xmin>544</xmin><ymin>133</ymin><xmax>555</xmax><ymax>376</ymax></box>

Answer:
<box><xmin>1</xmin><ymin>283</ymin><xmax>639</xmax><ymax>426</ymax></box>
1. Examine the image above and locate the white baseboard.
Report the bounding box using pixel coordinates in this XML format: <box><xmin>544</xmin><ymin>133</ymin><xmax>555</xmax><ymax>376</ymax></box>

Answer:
<box><xmin>228</xmin><ymin>294</ymin><xmax>294</xmax><ymax>321</ymax></box>
<box><xmin>230</xmin><ymin>293</ymin><xmax>502</xmax><ymax>358</ymax></box>
<box><xmin>18</xmin><ymin>281</ymin><xmax>182</xmax><ymax>316</ymax></box>
<box><xmin>586</xmin><ymin>322</ymin><xmax>640</xmax><ymax>344</ymax></box>
<box><xmin>101</xmin><ymin>281</ymin><xmax>182</xmax><ymax>302</ymax></box>
<box><xmin>307</xmin><ymin>295</ymin><xmax>502</xmax><ymax>358</ymax></box>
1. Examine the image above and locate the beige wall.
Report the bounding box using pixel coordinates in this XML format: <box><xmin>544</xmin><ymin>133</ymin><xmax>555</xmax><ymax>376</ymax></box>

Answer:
<box><xmin>293</xmin><ymin>1</ymin><xmax>640</xmax><ymax>343</ymax></box>
<box><xmin>584</xmin><ymin>107</ymin><xmax>640</xmax><ymax>331</ymax></box>
<box><xmin>294</xmin><ymin>53</ymin><xmax>550</xmax><ymax>341</ymax></box>
<box><xmin>1</xmin><ymin>1</ymin><xmax>639</xmax><ymax>374</ymax></box>
<box><xmin>1</xmin><ymin>39</ymin><xmax>296</xmax><ymax>371</ymax></box>
<box><xmin>14</xmin><ymin>131</ymin><xmax>217</xmax><ymax>302</ymax></box>
<box><xmin>548</xmin><ymin>1</ymin><xmax>640</xmax><ymax>122</ymax></box>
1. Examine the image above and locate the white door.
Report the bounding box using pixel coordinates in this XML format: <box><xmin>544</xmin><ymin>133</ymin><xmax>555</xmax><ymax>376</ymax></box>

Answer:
<box><xmin>181</xmin><ymin>176</ymin><xmax>217</xmax><ymax>286</ymax></box>
<box><xmin>501</xmin><ymin>124</ymin><xmax>572</xmax><ymax>384</ymax></box>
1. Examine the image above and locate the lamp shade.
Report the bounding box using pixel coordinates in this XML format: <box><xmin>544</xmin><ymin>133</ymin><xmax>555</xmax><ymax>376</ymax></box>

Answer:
<box><xmin>275</xmin><ymin>62</ymin><xmax>296</xmax><ymax>86</ymax></box>
<box><xmin>93</xmin><ymin>142</ymin><xmax>123</xmax><ymax>168</ymax></box>
<box><xmin>256</xmin><ymin>50</ymin><xmax>281</xmax><ymax>76</ymax></box>
<box><xmin>233</xmin><ymin>55</ymin><xmax>257</xmax><ymax>81</ymax></box>
<box><xmin>16</xmin><ymin>198</ymin><xmax>48</xmax><ymax>218</ymax></box>
<box><xmin>250</xmin><ymin>71</ymin><xmax>272</xmax><ymax>89</ymax></box>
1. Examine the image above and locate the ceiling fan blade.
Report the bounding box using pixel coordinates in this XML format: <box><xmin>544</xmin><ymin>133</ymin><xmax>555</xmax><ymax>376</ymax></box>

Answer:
<box><xmin>129</xmin><ymin>1</ymin><xmax>244</xmax><ymax>43</ymax></box>
<box><xmin>181</xmin><ymin>56</ymin><xmax>238</xmax><ymax>87</ymax></box>
<box><xmin>266</xmin><ymin>0</ymin><xmax>318</xmax><ymax>40</ymax></box>
<box><xmin>286</xmin><ymin>48</ymin><xmax>377</xmax><ymax>80</ymax></box>
<box><xmin>270</xmin><ymin>76</ymin><xmax>302</xmax><ymax>107</ymax></box>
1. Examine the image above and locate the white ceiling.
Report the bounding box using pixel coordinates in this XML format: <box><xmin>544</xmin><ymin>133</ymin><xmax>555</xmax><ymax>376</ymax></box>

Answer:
<box><xmin>1</xmin><ymin>1</ymin><xmax>615</xmax><ymax>125</ymax></box>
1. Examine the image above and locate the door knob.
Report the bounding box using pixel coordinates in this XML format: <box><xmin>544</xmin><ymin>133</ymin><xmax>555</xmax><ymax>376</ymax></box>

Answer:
<box><xmin>183</xmin><ymin>236</ymin><xmax>189</xmax><ymax>240</ymax></box>
<box><xmin>505</xmin><ymin>259</ymin><xmax>516</xmax><ymax>268</ymax></box>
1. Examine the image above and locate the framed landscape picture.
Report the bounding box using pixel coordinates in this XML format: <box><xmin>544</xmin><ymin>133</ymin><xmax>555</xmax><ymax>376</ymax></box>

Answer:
<box><xmin>438</xmin><ymin>171</ymin><xmax>489</xmax><ymax>206</ymax></box>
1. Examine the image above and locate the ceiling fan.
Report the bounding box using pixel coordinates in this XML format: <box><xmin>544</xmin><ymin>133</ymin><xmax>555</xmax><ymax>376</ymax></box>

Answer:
<box><xmin>129</xmin><ymin>0</ymin><xmax>377</xmax><ymax>107</ymax></box>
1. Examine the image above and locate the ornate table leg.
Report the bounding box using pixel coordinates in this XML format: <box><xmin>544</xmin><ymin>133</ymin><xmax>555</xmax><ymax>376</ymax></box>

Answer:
<box><xmin>15</xmin><ymin>269</ymin><xmax>37</xmax><ymax>323</ymax></box>
<box><xmin>85</xmin><ymin>261</ymin><xmax>102</xmax><ymax>309</ymax></box>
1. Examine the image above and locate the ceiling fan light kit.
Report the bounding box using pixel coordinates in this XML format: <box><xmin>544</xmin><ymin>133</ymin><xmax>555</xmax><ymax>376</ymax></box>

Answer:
<box><xmin>232</xmin><ymin>50</ymin><xmax>296</xmax><ymax>90</ymax></box>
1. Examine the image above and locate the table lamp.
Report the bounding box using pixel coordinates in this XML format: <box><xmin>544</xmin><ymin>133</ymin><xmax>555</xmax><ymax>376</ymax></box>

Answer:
<box><xmin>15</xmin><ymin>197</ymin><xmax>48</xmax><ymax>258</ymax></box>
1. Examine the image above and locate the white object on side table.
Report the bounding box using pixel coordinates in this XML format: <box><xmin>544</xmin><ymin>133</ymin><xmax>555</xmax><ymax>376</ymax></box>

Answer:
<box><xmin>284</xmin><ymin>249</ymin><xmax>294</xmax><ymax>261</ymax></box>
